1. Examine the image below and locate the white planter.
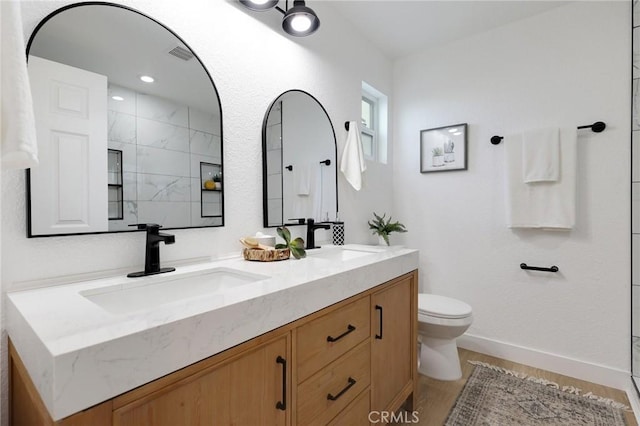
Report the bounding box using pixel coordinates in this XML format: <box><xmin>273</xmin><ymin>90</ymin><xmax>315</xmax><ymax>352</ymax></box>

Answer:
<box><xmin>432</xmin><ymin>155</ymin><xmax>444</xmax><ymax>167</ymax></box>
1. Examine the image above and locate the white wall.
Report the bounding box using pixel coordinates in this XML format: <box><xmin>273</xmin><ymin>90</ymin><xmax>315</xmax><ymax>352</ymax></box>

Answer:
<box><xmin>394</xmin><ymin>1</ymin><xmax>630</xmax><ymax>378</ymax></box>
<box><xmin>1</xmin><ymin>0</ymin><xmax>393</xmax><ymax>422</ymax></box>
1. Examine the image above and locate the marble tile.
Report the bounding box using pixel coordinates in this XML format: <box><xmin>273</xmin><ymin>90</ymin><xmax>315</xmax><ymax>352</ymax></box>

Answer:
<box><xmin>123</xmin><ymin>173</ymin><xmax>137</xmax><ymax>201</ymax></box>
<box><xmin>190</xmin><ymin>130</ymin><xmax>222</xmax><ymax>158</ymax></box>
<box><xmin>267</xmin><ymin>173</ymin><xmax>282</xmax><ymax>199</ymax></box>
<box><xmin>634</xmin><ymin>235</ymin><xmax>640</xmax><ymax>285</ymax></box>
<box><xmin>137</xmin><ymin>201</ymin><xmax>190</xmax><ymax>228</ymax></box>
<box><xmin>190</xmin><ymin>154</ymin><xmax>221</xmax><ymax>180</ymax></box>
<box><xmin>635</xmin><ymin>28</ymin><xmax>640</xmax><ymax>79</ymax></box>
<box><xmin>634</xmin><ymin>336</ymin><xmax>640</xmax><ymax>375</ymax></box>
<box><xmin>108</xmin><ymin>111</ymin><xmax>136</xmax><ymax>144</ymax></box>
<box><xmin>634</xmin><ymin>79</ymin><xmax>640</xmax><ymax>131</ymax></box>
<box><xmin>108</xmin><ymin>84</ymin><xmax>136</xmax><ymax>115</ymax></box>
<box><xmin>635</xmin><ymin>0</ymin><xmax>640</xmax><ymax>28</ymax></box>
<box><xmin>267</xmin><ymin>199</ymin><xmax>283</xmax><ymax>226</ymax></box>
<box><xmin>267</xmin><ymin>102</ymin><xmax>281</xmax><ymax>127</ymax></box>
<box><xmin>634</xmin><ymin>184</ymin><xmax>640</xmax><ymax>234</ymax></box>
<box><xmin>190</xmin><ymin>205</ymin><xmax>223</xmax><ymax>226</ymax></box>
<box><xmin>107</xmin><ymin>141</ymin><xmax>137</xmax><ymax>173</ymax></box>
<box><xmin>189</xmin><ymin>107</ymin><xmax>221</xmax><ymax>135</ymax></box>
<box><xmin>137</xmin><ymin>93</ymin><xmax>188</xmax><ymax>127</ymax></box>
<box><xmin>266</xmin><ymin>124</ymin><xmax>282</xmax><ymax>150</ymax></box>
<box><xmin>108</xmin><ymin>201</ymin><xmax>137</xmax><ymax>231</ymax></box>
<box><xmin>266</xmin><ymin>149</ymin><xmax>282</xmax><ymax>175</ymax></box>
<box><xmin>635</xmin><ymin>286</ymin><xmax>640</xmax><ymax>338</ymax></box>
<box><xmin>137</xmin><ymin>174</ymin><xmax>191</xmax><ymax>202</ymax></box>
<box><xmin>137</xmin><ymin>146</ymin><xmax>190</xmax><ymax>177</ymax></box>
<box><xmin>137</xmin><ymin>117</ymin><xmax>190</xmax><ymax>152</ymax></box>
<box><xmin>634</xmin><ymin>132</ymin><xmax>640</xmax><ymax>182</ymax></box>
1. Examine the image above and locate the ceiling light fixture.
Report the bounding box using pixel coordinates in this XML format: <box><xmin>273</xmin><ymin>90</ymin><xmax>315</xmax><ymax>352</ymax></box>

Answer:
<box><xmin>239</xmin><ymin>0</ymin><xmax>320</xmax><ymax>37</ymax></box>
<box><xmin>140</xmin><ymin>75</ymin><xmax>155</xmax><ymax>83</ymax></box>
<box><xmin>111</xmin><ymin>96</ymin><xmax>124</xmax><ymax>101</ymax></box>
<box><xmin>239</xmin><ymin>0</ymin><xmax>278</xmax><ymax>11</ymax></box>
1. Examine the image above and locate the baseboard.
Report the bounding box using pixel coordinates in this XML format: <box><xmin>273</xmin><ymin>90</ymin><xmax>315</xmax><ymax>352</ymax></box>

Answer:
<box><xmin>626</xmin><ymin>380</ymin><xmax>640</xmax><ymax>423</ymax></box>
<box><xmin>458</xmin><ymin>334</ymin><xmax>631</xmax><ymax>391</ymax></box>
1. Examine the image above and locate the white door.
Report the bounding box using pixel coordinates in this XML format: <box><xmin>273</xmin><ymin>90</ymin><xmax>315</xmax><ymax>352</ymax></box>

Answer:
<box><xmin>28</xmin><ymin>55</ymin><xmax>108</xmax><ymax>235</ymax></box>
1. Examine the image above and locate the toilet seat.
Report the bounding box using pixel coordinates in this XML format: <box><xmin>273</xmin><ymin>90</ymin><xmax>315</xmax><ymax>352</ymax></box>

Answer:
<box><xmin>418</xmin><ymin>294</ymin><xmax>472</xmax><ymax>319</ymax></box>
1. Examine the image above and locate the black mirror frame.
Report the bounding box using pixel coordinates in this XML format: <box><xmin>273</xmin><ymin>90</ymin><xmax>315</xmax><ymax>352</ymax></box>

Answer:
<box><xmin>261</xmin><ymin>89</ymin><xmax>338</xmax><ymax>228</ymax></box>
<box><xmin>25</xmin><ymin>1</ymin><xmax>224</xmax><ymax>237</ymax></box>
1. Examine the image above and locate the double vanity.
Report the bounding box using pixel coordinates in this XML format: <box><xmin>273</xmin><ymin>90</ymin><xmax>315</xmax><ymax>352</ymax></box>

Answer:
<box><xmin>8</xmin><ymin>245</ymin><xmax>419</xmax><ymax>425</ymax></box>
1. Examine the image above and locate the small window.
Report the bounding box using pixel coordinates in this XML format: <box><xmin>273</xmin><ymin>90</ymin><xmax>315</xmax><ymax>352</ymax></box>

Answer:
<box><xmin>361</xmin><ymin>95</ymin><xmax>377</xmax><ymax>161</ymax></box>
<box><xmin>361</xmin><ymin>81</ymin><xmax>388</xmax><ymax>164</ymax></box>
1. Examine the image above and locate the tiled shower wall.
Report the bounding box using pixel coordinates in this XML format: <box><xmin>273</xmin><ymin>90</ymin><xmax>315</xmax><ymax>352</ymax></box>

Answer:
<box><xmin>633</xmin><ymin>0</ymin><xmax>639</xmax><ymax>380</ymax></box>
<box><xmin>107</xmin><ymin>84</ymin><xmax>222</xmax><ymax>231</ymax></box>
<box><xmin>265</xmin><ymin>101</ymin><xmax>283</xmax><ymax>226</ymax></box>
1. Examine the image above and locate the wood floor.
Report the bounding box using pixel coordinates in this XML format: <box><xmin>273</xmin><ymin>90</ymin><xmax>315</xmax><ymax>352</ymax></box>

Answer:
<box><xmin>399</xmin><ymin>348</ymin><xmax>637</xmax><ymax>426</ymax></box>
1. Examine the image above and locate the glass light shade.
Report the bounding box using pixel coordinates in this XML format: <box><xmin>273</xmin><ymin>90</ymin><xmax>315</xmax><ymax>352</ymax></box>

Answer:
<box><xmin>239</xmin><ymin>0</ymin><xmax>279</xmax><ymax>11</ymax></box>
<box><xmin>282</xmin><ymin>0</ymin><xmax>319</xmax><ymax>37</ymax></box>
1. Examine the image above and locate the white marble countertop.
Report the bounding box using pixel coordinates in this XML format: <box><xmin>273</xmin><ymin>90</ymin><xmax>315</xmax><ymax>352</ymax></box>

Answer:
<box><xmin>6</xmin><ymin>244</ymin><xmax>418</xmax><ymax>421</ymax></box>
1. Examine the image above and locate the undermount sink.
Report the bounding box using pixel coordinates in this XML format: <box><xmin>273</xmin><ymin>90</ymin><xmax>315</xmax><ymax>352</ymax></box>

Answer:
<box><xmin>80</xmin><ymin>267</ymin><xmax>270</xmax><ymax>315</ymax></box>
<box><xmin>307</xmin><ymin>246</ymin><xmax>384</xmax><ymax>261</ymax></box>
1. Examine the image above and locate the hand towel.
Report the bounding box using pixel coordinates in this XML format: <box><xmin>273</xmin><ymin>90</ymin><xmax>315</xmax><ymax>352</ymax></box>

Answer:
<box><xmin>295</xmin><ymin>163</ymin><xmax>311</xmax><ymax>196</ymax></box>
<box><xmin>1</xmin><ymin>0</ymin><xmax>39</xmax><ymax>169</ymax></box>
<box><xmin>505</xmin><ymin>127</ymin><xmax>577</xmax><ymax>230</ymax></box>
<box><xmin>522</xmin><ymin>127</ymin><xmax>559</xmax><ymax>183</ymax></box>
<box><xmin>340</xmin><ymin>121</ymin><xmax>366</xmax><ymax>191</ymax></box>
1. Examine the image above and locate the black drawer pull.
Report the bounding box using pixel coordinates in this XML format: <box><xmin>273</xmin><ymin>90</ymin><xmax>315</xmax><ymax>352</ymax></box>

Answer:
<box><xmin>327</xmin><ymin>377</ymin><xmax>357</xmax><ymax>401</ymax></box>
<box><xmin>276</xmin><ymin>356</ymin><xmax>286</xmax><ymax>410</ymax></box>
<box><xmin>375</xmin><ymin>305</ymin><xmax>383</xmax><ymax>339</ymax></box>
<box><xmin>327</xmin><ymin>324</ymin><xmax>356</xmax><ymax>342</ymax></box>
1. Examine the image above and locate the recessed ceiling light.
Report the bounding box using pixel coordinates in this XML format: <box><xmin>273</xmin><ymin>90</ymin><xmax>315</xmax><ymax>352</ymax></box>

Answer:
<box><xmin>140</xmin><ymin>75</ymin><xmax>155</xmax><ymax>83</ymax></box>
<box><xmin>111</xmin><ymin>96</ymin><xmax>124</xmax><ymax>101</ymax></box>
<box><xmin>454</xmin><ymin>132</ymin><xmax>462</xmax><ymax>136</ymax></box>
<box><xmin>448</xmin><ymin>128</ymin><xmax>458</xmax><ymax>133</ymax></box>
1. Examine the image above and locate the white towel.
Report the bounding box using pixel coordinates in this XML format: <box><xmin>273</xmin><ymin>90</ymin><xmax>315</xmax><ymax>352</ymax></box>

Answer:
<box><xmin>295</xmin><ymin>163</ymin><xmax>311</xmax><ymax>196</ymax></box>
<box><xmin>522</xmin><ymin>127</ymin><xmax>560</xmax><ymax>183</ymax></box>
<box><xmin>1</xmin><ymin>1</ymin><xmax>39</xmax><ymax>169</ymax></box>
<box><xmin>340</xmin><ymin>121</ymin><xmax>366</xmax><ymax>191</ymax></box>
<box><xmin>505</xmin><ymin>127</ymin><xmax>577</xmax><ymax>230</ymax></box>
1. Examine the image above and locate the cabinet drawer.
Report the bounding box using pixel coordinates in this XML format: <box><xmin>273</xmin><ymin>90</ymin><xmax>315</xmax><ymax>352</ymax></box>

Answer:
<box><xmin>328</xmin><ymin>388</ymin><xmax>371</xmax><ymax>426</ymax></box>
<box><xmin>297</xmin><ymin>341</ymin><xmax>371</xmax><ymax>426</ymax></box>
<box><xmin>297</xmin><ymin>296</ymin><xmax>370</xmax><ymax>382</ymax></box>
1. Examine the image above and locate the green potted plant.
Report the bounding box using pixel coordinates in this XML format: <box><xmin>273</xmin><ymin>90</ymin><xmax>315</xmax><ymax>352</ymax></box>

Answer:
<box><xmin>276</xmin><ymin>227</ymin><xmax>306</xmax><ymax>259</ymax></box>
<box><xmin>432</xmin><ymin>147</ymin><xmax>444</xmax><ymax>167</ymax></box>
<box><xmin>213</xmin><ymin>173</ymin><xmax>222</xmax><ymax>190</ymax></box>
<box><xmin>368</xmin><ymin>212</ymin><xmax>407</xmax><ymax>246</ymax></box>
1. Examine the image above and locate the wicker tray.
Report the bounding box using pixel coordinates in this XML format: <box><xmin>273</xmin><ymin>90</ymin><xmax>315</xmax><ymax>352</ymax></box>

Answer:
<box><xmin>242</xmin><ymin>248</ymin><xmax>290</xmax><ymax>262</ymax></box>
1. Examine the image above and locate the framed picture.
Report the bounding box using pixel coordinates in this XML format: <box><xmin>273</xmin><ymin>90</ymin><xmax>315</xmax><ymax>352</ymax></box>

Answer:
<box><xmin>420</xmin><ymin>123</ymin><xmax>468</xmax><ymax>173</ymax></box>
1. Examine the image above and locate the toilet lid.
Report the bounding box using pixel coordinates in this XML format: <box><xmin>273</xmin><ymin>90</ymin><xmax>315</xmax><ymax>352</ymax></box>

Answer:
<box><xmin>418</xmin><ymin>294</ymin><xmax>472</xmax><ymax>319</ymax></box>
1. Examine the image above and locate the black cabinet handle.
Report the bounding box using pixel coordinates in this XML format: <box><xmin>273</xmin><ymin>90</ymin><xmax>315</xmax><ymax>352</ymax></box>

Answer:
<box><xmin>327</xmin><ymin>377</ymin><xmax>356</xmax><ymax>401</ymax></box>
<box><xmin>375</xmin><ymin>305</ymin><xmax>383</xmax><ymax>339</ymax></box>
<box><xmin>327</xmin><ymin>324</ymin><xmax>356</xmax><ymax>342</ymax></box>
<box><xmin>520</xmin><ymin>263</ymin><xmax>559</xmax><ymax>273</ymax></box>
<box><xmin>276</xmin><ymin>356</ymin><xmax>286</xmax><ymax>410</ymax></box>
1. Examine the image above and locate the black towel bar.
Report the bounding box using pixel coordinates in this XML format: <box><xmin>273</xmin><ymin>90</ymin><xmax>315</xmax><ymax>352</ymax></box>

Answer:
<box><xmin>491</xmin><ymin>121</ymin><xmax>606</xmax><ymax>145</ymax></box>
<box><xmin>520</xmin><ymin>263</ymin><xmax>559</xmax><ymax>273</ymax></box>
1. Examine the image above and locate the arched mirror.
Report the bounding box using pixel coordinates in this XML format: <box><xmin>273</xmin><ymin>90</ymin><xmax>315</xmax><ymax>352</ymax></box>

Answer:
<box><xmin>262</xmin><ymin>90</ymin><xmax>337</xmax><ymax>227</ymax></box>
<box><xmin>26</xmin><ymin>2</ymin><xmax>223</xmax><ymax>237</ymax></box>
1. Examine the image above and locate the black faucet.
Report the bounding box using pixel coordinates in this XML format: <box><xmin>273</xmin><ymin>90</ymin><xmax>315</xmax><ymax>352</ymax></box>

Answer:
<box><xmin>305</xmin><ymin>218</ymin><xmax>331</xmax><ymax>250</ymax></box>
<box><xmin>127</xmin><ymin>224</ymin><xmax>176</xmax><ymax>278</ymax></box>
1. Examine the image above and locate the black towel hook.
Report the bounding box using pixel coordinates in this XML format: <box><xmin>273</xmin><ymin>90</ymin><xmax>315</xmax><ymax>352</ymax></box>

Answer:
<box><xmin>345</xmin><ymin>121</ymin><xmax>350</xmax><ymax>131</ymax></box>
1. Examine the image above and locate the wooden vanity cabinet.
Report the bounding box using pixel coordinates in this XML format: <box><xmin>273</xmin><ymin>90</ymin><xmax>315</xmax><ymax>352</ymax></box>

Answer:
<box><xmin>10</xmin><ymin>270</ymin><xmax>417</xmax><ymax>426</ymax></box>
<box><xmin>371</xmin><ymin>274</ymin><xmax>416</xmax><ymax>413</ymax></box>
<box><xmin>112</xmin><ymin>333</ymin><xmax>290</xmax><ymax>426</ymax></box>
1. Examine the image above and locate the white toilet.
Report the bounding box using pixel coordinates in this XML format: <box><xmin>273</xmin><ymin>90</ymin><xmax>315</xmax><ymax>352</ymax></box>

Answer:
<box><xmin>417</xmin><ymin>294</ymin><xmax>473</xmax><ymax>381</ymax></box>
